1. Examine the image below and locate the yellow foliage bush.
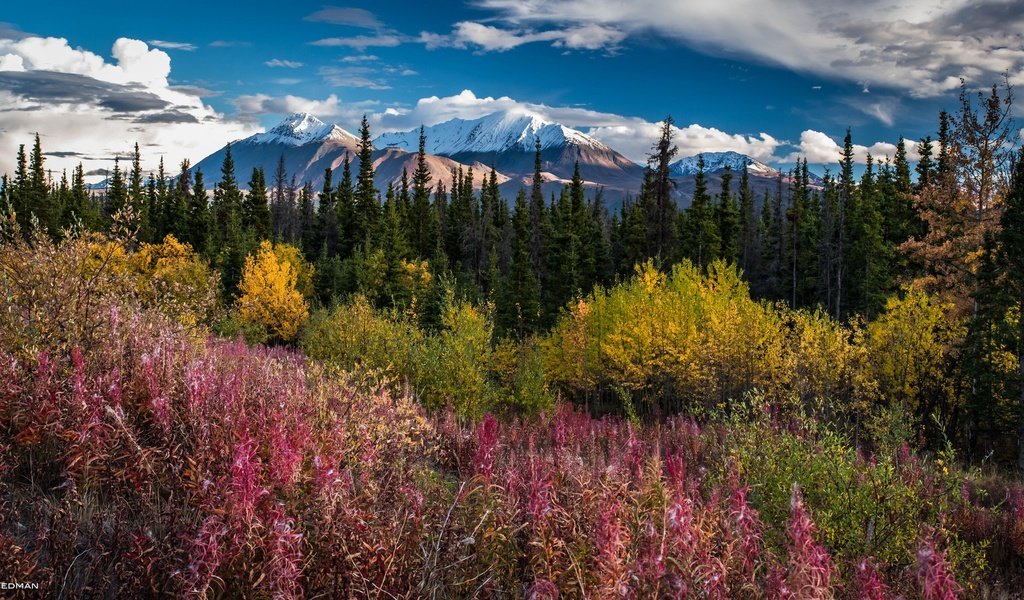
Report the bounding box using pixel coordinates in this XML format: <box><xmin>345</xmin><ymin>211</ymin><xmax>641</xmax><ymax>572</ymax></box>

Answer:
<box><xmin>543</xmin><ymin>260</ymin><xmax>876</xmax><ymax>416</ymax></box>
<box><xmin>235</xmin><ymin>240</ymin><xmax>309</xmax><ymax>341</ymax></box>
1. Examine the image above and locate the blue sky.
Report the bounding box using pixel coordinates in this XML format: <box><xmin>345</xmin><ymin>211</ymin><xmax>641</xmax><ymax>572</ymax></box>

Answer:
<box><xmin>1</xmin><ymin>0</ymin><xmax>1021</xmax><ymax>178</ymax></box>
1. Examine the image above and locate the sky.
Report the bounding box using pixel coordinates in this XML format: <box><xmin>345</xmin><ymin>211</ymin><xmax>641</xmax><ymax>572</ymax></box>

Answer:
<box><xmin>0</xmin><ymin>0</ymin><xmax>1022</xmax><ymax>180</ymax></box>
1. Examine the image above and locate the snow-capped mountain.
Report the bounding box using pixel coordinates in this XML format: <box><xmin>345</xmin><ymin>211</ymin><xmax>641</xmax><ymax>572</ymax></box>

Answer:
<box><xmin>187</xmin><ymin>111</ymin><xmax>815</xmax><ymax>209</ymax></box>
<box><xmin>249</xmin><ymin>113</ymin><xmax>359</xmax><ymax>147</ymax></box>
<box><xmin>192</xmin><ymin>112</ymin><xmax>507</xmax><ymax>193</ymax></box>
<box><xmin>670</xmin><ymin>151</ymin><xmax>778</xmax><ymax>178</ymax></box>
<box><xmin>375</xmin><ymin>110</ymin><xmax>609</xmax><ymax>155</ymax></box>
<box><xmin>377</xmin><ymin>110</ymin><xmax>645</xmax><ymax>201</ymax></box>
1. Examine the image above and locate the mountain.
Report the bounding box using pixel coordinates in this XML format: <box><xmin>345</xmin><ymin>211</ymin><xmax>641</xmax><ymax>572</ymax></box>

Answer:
<box><xmin>670</xmin><ymin>151</ymin><xmax>777</xmax><ymax>178</ymax></box>
<box><xmin>188</xmin><ymin>112</ymin><xmax>816</xmax><ymax>211</ymax></box>
<box><xmin>667</xmin><ymin>151</ymin><xmax>824</xmax><ymax>207</ymax></box>
<box><xmin>376</xmin><ymin>111</ymin><xmax>645</xmax><ymax>202</ymax></box>
<box><xmin>191</xmin><ymin>113</ymin><xmax>502</xmax><ymax>193</ymax></box>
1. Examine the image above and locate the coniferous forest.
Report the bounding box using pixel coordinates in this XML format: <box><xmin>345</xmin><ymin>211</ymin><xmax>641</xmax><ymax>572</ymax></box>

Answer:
<box><xmin>1</xmin><ymin>82</ymin><xmax>1023</xmax><ymax>598</ymax></box>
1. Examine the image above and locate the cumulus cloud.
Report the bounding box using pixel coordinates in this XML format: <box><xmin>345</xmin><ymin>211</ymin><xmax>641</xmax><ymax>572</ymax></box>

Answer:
<box><xmin>265</xmin><ymin>58</ymin><xmax>303</xmax><ymax>68</ymax></box>
<box><xmin>785</xmin><ymin>129</ymin><xmax>920</xmax><ymax>165</ymax></box>
<box><xmin>466</xmin><ymin>0</ymin><xmax>1024</xmax><ymax>96</ymax></box>
<box><xmin>0</xmin><ymin>36</ymin><xmax>256</xmax><ymax>178</ymax></box>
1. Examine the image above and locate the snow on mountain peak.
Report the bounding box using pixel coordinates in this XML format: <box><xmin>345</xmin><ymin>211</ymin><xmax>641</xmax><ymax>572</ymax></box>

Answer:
<box><xmin>670</xmin><ymin>151</ymin><xmax>777</xmax><ymax>178</ymax></box>
<box><xmin>248</xmin><ymin>112</ymin><xmax>357</xmax><ymax>147</ymax></box>
<box><xmin>375</xmin><ymin>110</ymin><xmax>609</xmax><ymax>156</ymax></box>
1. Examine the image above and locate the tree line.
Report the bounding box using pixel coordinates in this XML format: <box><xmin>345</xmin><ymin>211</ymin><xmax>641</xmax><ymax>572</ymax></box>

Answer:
<box><xmin>1</xmin><ymin>82</ymin><xmax>1022</xmax><ymax>468</ymax></box>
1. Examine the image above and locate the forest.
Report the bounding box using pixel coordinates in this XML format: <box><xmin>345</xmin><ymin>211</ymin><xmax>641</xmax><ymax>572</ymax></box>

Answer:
<box><xmin>0</xmin><ymin>81</ymin><xmax>1022</xmax><ymax>598</ymax></box>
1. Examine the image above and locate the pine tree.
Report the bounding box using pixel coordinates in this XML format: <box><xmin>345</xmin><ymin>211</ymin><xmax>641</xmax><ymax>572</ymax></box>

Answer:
<box><xmin>379</xmin><ymin>182</ymin><xmax>412</xmax><ymax>307</ymax></box>
<box><xmin>211</xmin><ymin>145</ymin><xmax>243</xmax><ymax>248</ymax></box>
<box><xmin>738</xmin><ymin>164</ymin><xmax>758</xmax><ymax>273</ymax></box>
<box><xmin>244</xmin><ymin>167</ymin><xmax>272</xmax><ymax>241</ymax></box>
<box><xmin>11</xmin><ymin>144</ymin><xmax>28</xmax><ymax>230</ymax></box>
<box><xmin>186</xmin><ymin>167</ymin><xmax>211</xmax><ymax>256</ymax></box>
<box><xmin>647</xmin><ymin>116</ymin><xmax>678</xmax><ymax>259</ymax></box>
<box><xmin>528</xmin><ymin>138</ymin><xmax>547</xmax><ymax>279</ymax></box>
<box><xmin>681</xmin><ymin>155</ymin><xmax>719</xmax><ymax>268</ymax></box>
<box><xmin>410</xmin><ymin>126</ymin><xmax>439</xmax><ymax>258</ymax></box>
<box><xmin>315</xmin><ymin>167</ymin><xmax>337</xmax><ymax>254</ymax></box>
<box><xmin>716</xmin><ymin>165</ymin><xmax>740</xmax><ymax>263</ymax></box>
<box><xmin>497</xmin><ymin>188</ymin><xmax>541</xmax><ymax>338</ymax></box>
<box><xmin>164</xmin><ymin>159</ymin><xmax>190</xmax><ymax>242</ymax></box>
<box><xmin>106</xmin><ymin>157</ymin><xmax>129</xmax><ymax>224</ymax></box>
<box><xmin>27</xmin><ymin>134</ymin><xmax>52</xmax><ymax>232</ymax></box>
<box><xmin>336</xmin><ymin>155</ymin><xmax>354</xmax><ymax>259</ymax></box>
<box><xmin>836</xmin><ymin>129</ymin><xmax>856</xmax><ymax>318</ymax></box>
<box><xmin>298</xmin><ymin>182</ymin><xmax>318</xmax><ymax>260</ymax></box>
<box><xmin>916</xmin><ymin>136</ymin><xmax>935</xmax><ymax>191</ymax></box>
<box><xmin>129</xmin><ymin>142</ymin><xmax>147</xmax><ymax>239</ymax></box>
<box><xmin>353</xmin><ymin>115</ymin><xmax>378</xmax><ymax>248</ymax></box>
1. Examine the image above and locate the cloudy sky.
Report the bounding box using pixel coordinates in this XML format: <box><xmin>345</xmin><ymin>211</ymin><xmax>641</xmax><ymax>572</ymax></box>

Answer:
<box><xmin>1</xmin><ymin>0</ymin><xmax>1022</xmax><ymax>179</ymax></box>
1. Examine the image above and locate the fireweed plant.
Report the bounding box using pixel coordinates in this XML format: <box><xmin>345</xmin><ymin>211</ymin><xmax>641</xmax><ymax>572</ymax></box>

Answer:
<box><xmin>0</xmin><ymin>230</ymin><xmax>1022</xmax><ymax>597</ymax></box>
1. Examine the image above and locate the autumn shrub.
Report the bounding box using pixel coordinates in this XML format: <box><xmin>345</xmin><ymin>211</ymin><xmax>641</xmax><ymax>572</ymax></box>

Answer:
<box><xmin>234</xmin><ymin>240</ymin><xmax>309</xmax><ymax>341</ymax></box>
<box><xmin>0</xmin><ymin>227</ymin><xmax>216</xmax><ymax>362</ymax></box>
<box><xmin>542</xmin><ymin>260</ymin><xmax>878</xmax><ymax>419</ymax></box>
<box><xmin>302</xmin><ymin>294</ymin><xmax>553</xmax><ymax>417</ymax></box>
<box><xmin>723</xmin><ymin>394</ymin><xmax>988</xmax><ymax>588</ymax></box>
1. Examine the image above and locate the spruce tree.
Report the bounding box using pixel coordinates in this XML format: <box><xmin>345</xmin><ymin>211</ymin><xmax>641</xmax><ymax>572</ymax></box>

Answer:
<box><xmin>410</xmin><ymin>126</ymin><xmax>438</xmax><ymax>258</ymax></box>
<box><xmin>916</xmin><ymin>136</ymin><xmax>935</xmax><ymax>191</ymax></box>
<box><xmin>716</xmin><ymin>165</ymin><xmax>740</xmax><ymax>263</ymax></box>
<box><xmin>497</xmin><ymin>188</ymin><xmax>541</xmax><ymax>338</ymax></box>
<box><xmin>647</xmin><ymin>116</ymin><xmax>678</xmax><ymax>259</ymax></box>
<box><xmin>186</xmin><ymin>167</ymin><xmax>210</xmax><ymax>256</ymax></box>
<box><xmin>353</xmin><ymin>115</ymin><xmax>378</xmax><ymax>248</ymax></box>
<box><xmin>244</xmin><ymin>167</ymin><xmax>272</xmax><ymax>241</ymax></box>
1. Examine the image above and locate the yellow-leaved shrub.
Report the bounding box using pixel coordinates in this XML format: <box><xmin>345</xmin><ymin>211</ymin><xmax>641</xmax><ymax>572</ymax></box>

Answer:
<box><xmin>235</xmin><ymin>240</ymin><xmax>309</xmax><ymax>341</ymax></box>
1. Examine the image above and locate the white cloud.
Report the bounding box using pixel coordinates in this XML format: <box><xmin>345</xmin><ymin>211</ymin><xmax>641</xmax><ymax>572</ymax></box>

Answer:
<box><xmin>147</xmin><ymin>40</ymin><xmax>197</xmax><ymax>52</ymax></box>
<box><xmin>265</xmin><ymin>58</ymin><xmax>303</xmax><ymax>68</ymax></box>
<box><xmin>427</xmin><ymin>21</ymin><xmax>625</xmax><ymax>52</ymax></box>
<box><xmin>0</xmin><ymin>36</ymin><xmax>256</xmax><ymax>178</ymax></box>
<box><xmin>231</xmin><ymin>93</ymin><xmax>346</xmax><ymax>118</ymax></box>
<box><xmin>786</xmin><ymin>129</ymin><xmax>921</xmax><ymax>165</ymax></box>
<box><xmin>341</xmin><ymin>54</ymin><xmax>379</xmax><ymax>63</ymax></box>
<box><xmin>467</xmin><ymin>0</ymin><xmax>1024</xmax><ymax>96</ymax></box>
<box><xmin>309</xmin><ymin>34</ymin><xmax>403</xmax><ymax>50</ymax></box>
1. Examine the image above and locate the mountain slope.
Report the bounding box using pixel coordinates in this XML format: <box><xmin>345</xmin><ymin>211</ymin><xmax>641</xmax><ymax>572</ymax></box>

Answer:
<box><xmin>192</xmin><ymin>113</ymin><xmax>506</xmax><ymax>193</ymax></box>
<box><xmin>376</xmin><ymin>111</ymin><xmax>645</xmax><ymax>202</ymax></box>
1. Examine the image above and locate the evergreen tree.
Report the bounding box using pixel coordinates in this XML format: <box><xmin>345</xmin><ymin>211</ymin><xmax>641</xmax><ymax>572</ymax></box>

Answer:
<box><xmin>738</xmin><ymin>164</ymin><xmax>758</xmax><ymax>273</ymax></box>
<box><xmin>647</xmin><ymin>116</ymin><xmax>678</xmax><ymax>259</ymax></box>
<box><xmin>497</xmin><ymin>188</ymin><xmax>541</xmax><ymax>338</ymax></box>
<box><xmin>164</xmin><ymin>159</ymin><xmax>190</xmax><ymax>242</ymax></box>
<box><xmin>410</xmin><ymin>126</ymin><xmax>439</xmax><ymax>258</ymax></box>
<box><xmin>27</xmin><ymin>134</ymin><xmax>52</xmax><ymax>232</ymax></box>
<box><xmin>11</xmin><ymin>144</ymin><xmax>27</xmax><ymax>230</ymax></box>
<box><xmin>916</xmin><ymin>136</ymin><xmax>935</xmax><ymax>191</ymax></box>
<box><xmin>186</xmin><ymin>167</ymin><xmax>210</xmax><ymax>256</ymax></box>
<box><xmin>336</xmin><ymin>155</ymin><xmax>354</xmax><ymax>259</ymax></box>
<box><xmin>680</xmin><ymin>155</ymin><xmax>719</xmax><ymax>268</ymax></box>
<box><xmin>128</xmin><ymin>142</ymin><xmax>147</xmax><ymax>239</ymax></box>
<box><xmin>716</xmin><ymin>165</ymin><xmax>740</xmax><ymax>263</ymax></box>
<box><xmin>353</xmin><ymin>115</ymin><xmax>379</xmax><ymax>248</ymax></box>
<box><xmin>244</xmin><ymin>167</ymin><xmax>272</xmax><ymax>241</ymax></box>
<box><xmin>106</xmin><ymin>157</ymin><xmax>129</xmax><ymax>224</ymax></box>
<box><xmin>316</xmin><ymin>167</ymin><xmax>337</xmax><ymax>254</ymax></box>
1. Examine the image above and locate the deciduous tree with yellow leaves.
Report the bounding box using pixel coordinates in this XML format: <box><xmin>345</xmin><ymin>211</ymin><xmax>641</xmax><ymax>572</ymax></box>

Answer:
<box><xmin>235</xmin><ymin>240</ymin><xmax>308</xmax><ymax>341</ymax></box>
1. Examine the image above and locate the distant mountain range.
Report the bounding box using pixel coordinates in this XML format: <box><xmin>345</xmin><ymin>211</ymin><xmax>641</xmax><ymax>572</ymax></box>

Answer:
<box><xmin>187</xmin><ymin>111</ymin><xmax>817</xmax><ymax>209</ymax></box>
